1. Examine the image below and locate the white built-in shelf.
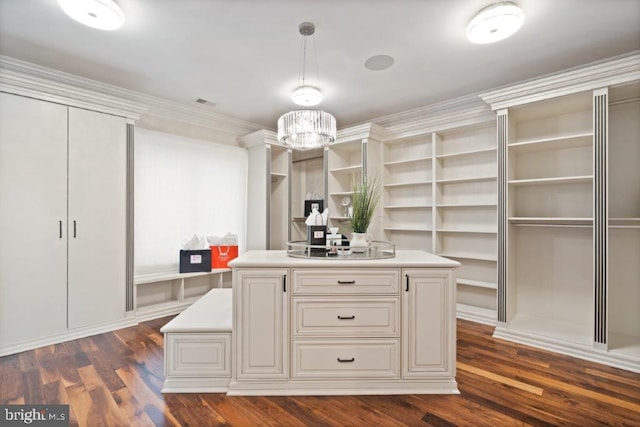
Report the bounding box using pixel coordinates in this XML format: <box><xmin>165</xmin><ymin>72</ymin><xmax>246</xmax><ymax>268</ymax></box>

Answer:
<box><xmin>292</xmin><ymin>217</ymin><xmax>307</xmax><ymax>223</ymax></box>
<box><xmin>508</xmin><ymin>175</ymin><xmax>593</xmax><ymax>186</ymax></box>
<box><xmin>437</xmin><ymin>228</ymin><xmax>497</xmax><ymax>234</ymax></box>
<box><xmin>436</xmin><ymin>147</ymin><xmax>496</xmax><ymax>159</ymax></box>
<box><xmin>134</xmin><ymin>268</ymin><xmax>231</xmax><ymax>285</ymax></box>
<box><xmin>270</xmin><ymin>172</ymin><xmax>287</xmax><ymax>183</ymax></box>
<box><xmin>383</xmin><ymin>156</ymin><xmax>432</xmax><ymax>167</ymax></box>
<box><xmin>330</xmin><ymin>191</ymin><xmax>355</xmax><ymax>197</ymax></box>
<box><xmin>384</xmin><ymin>180</ymin><xmax>431</xmax><ymax>188</ymax></box>
<box><xmin>384</xmin><ymin>205</ymin><xmax>431</xmax><ymax>209</ymax></box>
<box><xmin>329</xmin><ymin>165</ymin><xmax>362</xmax><ymax>174</ymax></box>
<box><xmin>508</xmin><ymin>131</ymin><xmax>593</xmax><ymax>152</ymax></box>
<box><xmin>384</xmin><ymin>226</ymin><xmax>431</xmax><ymax>232</ymax></box>
<box><xmin>609</xmin><ymin>218</ymin><xmax>640</xmax><ymax>228</ymax></box>
<box><xmin>438</xmin><ymin>252</ymin><xmax>498</xmax><ymax>262</ymax></box>
<box><xmin>436</xmin><ymin>203</ymin><xmax>497</xmax><ymax>208</ymax></box>
<box><xmin>457</xmin><ymin>278</ymin><xmax>498</xmax><ymax>290</ymax></box>
<box><xmin>509</xmin><ymin>217</ymin><xmax>593</xmax><ymax>226</ymax></box>
<box><xmin>330</xmin><ymin>216</ymin><xmax>350</xmax><ymax>222</ymax></box>
<box><xmin>436</xmin><ymin>176</ymin><xmax>497</xmax><ymax>184</ymax></box>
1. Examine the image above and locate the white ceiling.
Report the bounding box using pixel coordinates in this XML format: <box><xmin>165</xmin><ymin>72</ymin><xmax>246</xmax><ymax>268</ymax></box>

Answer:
<box><xmin>1</xmin><ymin>0</ymin><xmax>639</xmax><ymax>129</ymax></box>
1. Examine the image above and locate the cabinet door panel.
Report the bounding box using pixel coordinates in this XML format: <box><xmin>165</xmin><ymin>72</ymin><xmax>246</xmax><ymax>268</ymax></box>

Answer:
<box><xmin>67</xmin><ymin>107</ymin><xmax>126</xmax><ymax>329</ymax></box>
<box><xmin>235</xmin><ymin>269</ymin><xmax>288</xmax><ymax>379</ymax></box>
<box><xmin>402</xmin><ymin>268</ymin><xmax>455</xmax><ymax>377</ymax></box>
<box><xmin>0</xmin><ymin>93</ymin><xmax>67</xmax><ymax>347</ymax></box>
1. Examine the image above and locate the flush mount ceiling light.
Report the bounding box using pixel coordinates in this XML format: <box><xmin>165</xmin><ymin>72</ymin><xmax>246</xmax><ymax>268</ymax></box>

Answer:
<box><xmin>291</xmin><ymin>85</ymin><xmax>323</xmax><ymax>107</ymax></box>
<box><xmin>291</xmin><ymin>22</ymin><xmax>323</xmax><ymax>106</ymax></box>
<box><xmin>278</xmin><ymin>22</ymin><xmax>336</xmax><ymax>151</ymax></box>
<box><xmin>466</xmin><ymin>1</ymin><xmax>524</xmax><ymax>44</ymax></box>
<box><xmin>58</xmin><ymin>0</ymin><xmax>125</xmax><ymax>31</ymax></box>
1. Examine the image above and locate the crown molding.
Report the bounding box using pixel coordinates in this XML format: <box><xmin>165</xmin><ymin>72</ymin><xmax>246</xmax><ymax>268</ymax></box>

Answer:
<box><xmin>358</xmin><ymin>94</ymin><xmax>495</xmax><ymax>141</ymax></box>
<box><xmin>336</xmin><ymin>122</ymin><xmax>387</xmax><ymax>143</ymax></box>
<box><xmin>0</xmin><ymin>55</ymin><xmax>263</xmax><ymax>142</ymax></box>
<box><xmin>238</xmin><ymin>129</ymin><xmax>278</xmax><ymax>148</ymax></box>
<box><xmin>0</xmin><ymin>56</ymin><xmax>147</xmax><ymax>119</ymax></box>
<box><xmin>480</xmin><ymin>51</ymin><xmax>640</xmax><ymax>110</ymax></box>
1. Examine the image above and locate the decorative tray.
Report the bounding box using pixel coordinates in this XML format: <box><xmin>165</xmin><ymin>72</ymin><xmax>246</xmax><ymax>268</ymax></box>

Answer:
<box><xmin>286</xmin><ymin>240</ymin><xmax>396</xmax><ymax>259</ymax></box>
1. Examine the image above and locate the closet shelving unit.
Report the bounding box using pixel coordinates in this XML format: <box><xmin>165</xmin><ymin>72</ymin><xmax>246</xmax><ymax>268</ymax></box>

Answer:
<box><xmin>326</xmin><ymin>142</ymin><xmax>360</xmax><ymax>231</ymax></box>
<box><xmin>382</xmin><ymin>135</ymin><xmax>433</xmax><ymax>249</ymax></box>
<box><xmin>328</xmin><ymin>139</ymin><xmax>362</xmax><ymax>235</ymax></box>
<box><xmin>290</xmin><ymin>148</ymin><xmax>325</xmax><ymax>241</ymax></box>
<box><xmin>607</xmin><ymin>81</ymin><xmax>640</xmax><ymax>362</ymax></box>
<box><xmin>325</xmin><ymin>125</ymin><xmax>384</xmax><ymax>237</ymax></box>
<box><xmin>269</xmin><ymin>144</ymin><xmax>290</xmax><ymax>250</ymax></box>
<box><xmin>482</xmin><ymin>52</ymin><xmax>640</xmax><ymax>372</ymax></box>
<box><xmin>381</xmin><ymin>122</ymin><xmax>498</xmax><ymax>324</ymax></box>
<box><xmin>503</xmin><ymin>91</ymin><xmax>595</xmax><ymax>347</ymax></box>
<box><xmin>433</xmin><ymin>125</ymin><xmax>498</xmax><ymax>323</ymax></box>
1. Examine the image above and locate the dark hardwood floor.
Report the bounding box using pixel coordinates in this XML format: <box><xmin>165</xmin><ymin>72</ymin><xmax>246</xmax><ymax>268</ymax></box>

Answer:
<box><xmin>1</xmin><ymin>317</ymin><xmax>639</xmax><ymax>426</ymax></box>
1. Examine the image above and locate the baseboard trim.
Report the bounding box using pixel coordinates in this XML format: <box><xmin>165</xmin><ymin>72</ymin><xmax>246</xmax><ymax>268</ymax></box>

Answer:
<box><xmin>0</xmin><ymin>317</ymin><xmax>138</xmax><ymax>357</ymax></box>
<box><xmin>493</xmin><ymin>326</ymin><xmax>640</xmax><ymax>374</ymax></box>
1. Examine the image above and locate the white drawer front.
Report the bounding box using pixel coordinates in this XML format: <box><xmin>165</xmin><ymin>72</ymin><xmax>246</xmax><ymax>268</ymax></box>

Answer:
<box><xmin>292</xmin><ymin>269</ymin><xmax>400</xmax><ymax>295</ymax></box>
<box><xmin>292</xmin><ymin>297</ymin><xmax>399</xmax><ymax>337</ymax></box>
<box><xmin>292</xmin><ymin>339</ymin><xmax>400</xmax><ymax>379</ymax></box>
<box><xmin>166</xmin><ymin>333</ymin><xmax>231</xmax><ymax>377</ymax></box>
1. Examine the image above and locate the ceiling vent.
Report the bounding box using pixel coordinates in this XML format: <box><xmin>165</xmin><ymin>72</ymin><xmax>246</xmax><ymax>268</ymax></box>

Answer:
<box><xmin>194</xmin><ymin>98</ymin><xmax>215</xmax><ymax>106</ymax></box>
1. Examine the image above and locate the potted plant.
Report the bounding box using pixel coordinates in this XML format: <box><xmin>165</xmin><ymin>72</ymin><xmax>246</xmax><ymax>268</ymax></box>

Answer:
<box><xmin>348</xmin><ymin>176</ymin><xmax>380</xmax><ymax>251</ymax></box>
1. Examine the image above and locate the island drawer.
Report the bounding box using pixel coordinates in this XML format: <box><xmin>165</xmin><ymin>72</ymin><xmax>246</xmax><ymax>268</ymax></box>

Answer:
<box><xmin>292</xmin><ymin>269</ymin><xmax>400</xmax><ymax>295</ymax></box>
<box><xmin>292</xmin><ymin>339</ymin><xmax>400</xmax><ymax>379</ymax></box>
<box><xmin>291</xmin><ymin>297</ymin><xmax>399</xmax><ymax>337</ymax></box>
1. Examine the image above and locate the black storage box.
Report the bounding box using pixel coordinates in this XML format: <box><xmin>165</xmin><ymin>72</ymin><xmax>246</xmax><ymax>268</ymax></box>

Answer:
<box><xmin>179</xmin><ymin>249</ymin><xmax>212</xmax><ymax>273</ymax></box>
<box><xmin>307</xmin><ymin>225</ymin><xmax>326</xmax><ymax>255</ymax></box>
<box><xmin>304</xmin><ymin>200</ymin><xmax>324</xmax><ymax>217</ymax></box>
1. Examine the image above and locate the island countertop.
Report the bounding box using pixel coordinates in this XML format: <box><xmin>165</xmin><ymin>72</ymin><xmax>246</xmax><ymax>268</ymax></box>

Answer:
<box><xmin>228</xmin><ymin>249</ymin><xmax>460</xmax><ymax>269</ymax></box>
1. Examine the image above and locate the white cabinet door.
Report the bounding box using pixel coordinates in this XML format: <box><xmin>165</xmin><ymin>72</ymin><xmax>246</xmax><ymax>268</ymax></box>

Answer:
<box><xmin>0</xmin><ymin>93</ymin><xmax>68</xmax><ymax>347</ymax></box>
<box><xmin>402</xmin><ymin>268</ymin><xmax>456</xmax><ymax>378</ymax></box>
<box><xmin>67</xmin><ymin>107</ymin><xmax>126</xmax><ymax>329</ymax></box>
<box><xmin>235</xmin><ymin>268</ymin><xmax>288</xmax><ymax>379</ymax></box>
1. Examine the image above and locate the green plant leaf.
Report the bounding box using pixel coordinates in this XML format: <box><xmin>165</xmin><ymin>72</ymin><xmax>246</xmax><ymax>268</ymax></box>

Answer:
<box><xmin>348</xmin><ymin>176</ymin><xmax>380</xmax><ymax>233</ymax></box>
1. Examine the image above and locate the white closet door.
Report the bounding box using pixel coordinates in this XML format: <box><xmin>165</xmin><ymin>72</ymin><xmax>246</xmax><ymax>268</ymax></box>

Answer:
<box><xmin>67</xmin><ymin>107</ymin><xmax>126</xmax><ymax>329</ymax></box>
<box><xmin>0</xmin><ymin>92</ymin><xmax>68</xmax><ymax>347</ymax></box>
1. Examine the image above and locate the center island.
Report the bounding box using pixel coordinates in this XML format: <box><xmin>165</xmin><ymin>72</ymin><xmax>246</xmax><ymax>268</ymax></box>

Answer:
<box><xmin>227</xmin><ymin>249</ymin><xmax>460</xmax><ymax>396</ymax></box>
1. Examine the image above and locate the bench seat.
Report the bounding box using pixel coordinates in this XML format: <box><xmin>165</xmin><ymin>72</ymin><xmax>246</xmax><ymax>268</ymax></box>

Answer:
<box><xmin>161</xmin><ymin>288</ymin><xmax>232</xmax><ymax>393</ymax></box>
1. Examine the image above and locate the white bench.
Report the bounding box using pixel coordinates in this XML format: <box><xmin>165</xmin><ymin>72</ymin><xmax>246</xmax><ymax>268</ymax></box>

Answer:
<box><xmin>160</xmin><ymin>288</ymin><xmax>232</xmax><ymax>393</ymax></box>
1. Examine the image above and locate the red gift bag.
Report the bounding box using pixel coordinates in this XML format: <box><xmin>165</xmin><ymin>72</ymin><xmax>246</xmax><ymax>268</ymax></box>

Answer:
<box><xmin>210</xmin><ymin>244</ymin><xmax>238</xmax><ymax>268</ymax></box>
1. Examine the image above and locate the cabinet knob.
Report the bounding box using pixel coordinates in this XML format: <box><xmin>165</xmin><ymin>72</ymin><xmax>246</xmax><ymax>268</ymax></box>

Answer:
<box><xmin>337</xmin><ymin>280</ymin><xmax>355</xmax><ymax>285</ymax></box>
<box><xmin>337</xmin><ymin>357</ymin><xmax>355</xmax><ymax>363</ymax></box>
<box><xmin>405</xmin><ymin>274</ymin><xmax>409</xmax><ymax>292</ymax></box>
<box><xmin>337</xmin><ymin>315</ymin><xmax>355</xmax><ymax>320</ymax></box>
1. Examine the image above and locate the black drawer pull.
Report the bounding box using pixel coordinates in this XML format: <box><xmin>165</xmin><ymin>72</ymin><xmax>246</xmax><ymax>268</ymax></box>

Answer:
<box><xmin>337</xmin><ymin>280</ymin><xmax>355</xmax><ymax>285</ymax></box>
<box><xmin>337</xmin><ymin>315</ymin><xmax>355</xmax><ymax>320</ymax></box>
<box><xmin>337</xmin><ymin>357</ymin><xmax>355</xmax><ymax>363</ymax></box>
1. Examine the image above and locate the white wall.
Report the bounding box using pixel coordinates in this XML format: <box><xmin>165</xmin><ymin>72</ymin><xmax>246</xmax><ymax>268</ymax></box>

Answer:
<box><xmin>134</xmin><ymin>127</ymin><xmax>247</xmax><ymax>271</ymax></box>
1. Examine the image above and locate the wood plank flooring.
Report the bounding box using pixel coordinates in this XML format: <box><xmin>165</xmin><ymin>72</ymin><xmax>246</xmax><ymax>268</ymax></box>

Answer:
<box><xmin>1</xmin><ymin>318</ymin><xmax>639</xmax><ymax>426</ymax></box>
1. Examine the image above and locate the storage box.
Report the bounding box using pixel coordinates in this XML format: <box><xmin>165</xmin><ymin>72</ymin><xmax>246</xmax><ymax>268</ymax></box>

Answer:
<box><xmin>304</xmin><ymin>200</ymin><xmax>324</xmax><ymax>217</ymax></box>
<box><xmin>210</xmin><ymin>245</ymin><xmax>239</xmax><ymax>268</ymax></box>
<box><xmin>179</xmin><ymin>249</ymin><xmax>212</xmax><ymax>273</ymax></box>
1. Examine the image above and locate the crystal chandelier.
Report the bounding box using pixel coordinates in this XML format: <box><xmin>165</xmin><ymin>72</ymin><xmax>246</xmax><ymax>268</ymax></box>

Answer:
<box><xmin>277</xmin><ymin>22</ymin><xmax>337</xmax><ymax>150</ymax></box>
<box><xmin>277</xmin><ymin>110</ymin><xmax>336</xmax><ymax>150</ymax></box>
